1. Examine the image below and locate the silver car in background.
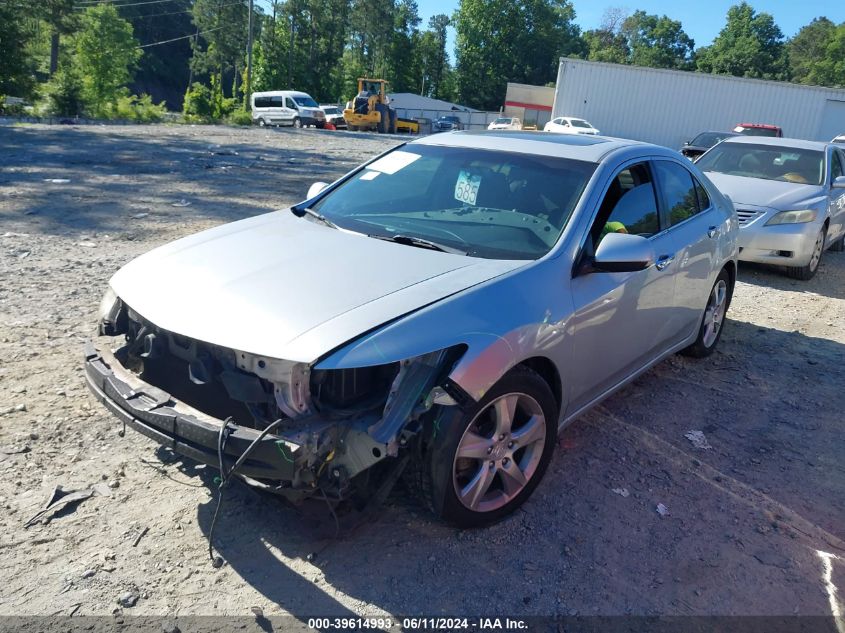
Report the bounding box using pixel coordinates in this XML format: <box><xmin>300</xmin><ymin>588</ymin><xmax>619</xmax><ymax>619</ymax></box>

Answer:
<box><xmin>86</xmin><ymin>132</ymin><xmax>737</xmax><ymax>527</ymax></box>
<box><xmin>697</xmin><ymin>136</ymin><xmax>845</xmax><ymax>280</ymax></box>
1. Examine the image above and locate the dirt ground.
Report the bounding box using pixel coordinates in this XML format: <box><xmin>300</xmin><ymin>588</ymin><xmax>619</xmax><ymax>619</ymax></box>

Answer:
<box><xmin>0</xmin><ymin>123</ymin><xmax>843</xmax><ymax>623</ymax></box>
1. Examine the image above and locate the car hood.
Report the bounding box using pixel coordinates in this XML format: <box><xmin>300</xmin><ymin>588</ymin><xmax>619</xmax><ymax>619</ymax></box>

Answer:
<box><xmin>703</xmin><ymin>172</ymin><xmax>826</xmax><ymax>210</ymax></box>
<box><xmin>110</xmin><ymin>211</ymin><xmax>524</xmax><ymax>363</ymax></box>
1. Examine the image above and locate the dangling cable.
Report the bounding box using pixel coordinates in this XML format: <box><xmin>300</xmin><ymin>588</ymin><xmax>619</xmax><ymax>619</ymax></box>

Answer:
<box><xmin>207</xmin><ymin>418</ymin><xmax>285</xmax><ymax>567</ymax></box>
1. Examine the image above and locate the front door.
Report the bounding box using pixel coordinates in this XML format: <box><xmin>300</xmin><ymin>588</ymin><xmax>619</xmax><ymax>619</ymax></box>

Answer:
<box><xmin>567</xmin><ymin>161</ymin><xmax>680</xmax><ymax>415</ymax></box>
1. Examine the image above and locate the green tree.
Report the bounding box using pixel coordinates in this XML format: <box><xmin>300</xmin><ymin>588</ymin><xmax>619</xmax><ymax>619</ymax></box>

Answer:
<box><xmin>191</xmin><ymin>0</ymin><xmax>249</xmax><ymax>99</ymax></box>
<box><xmin>45</xmin><ymin>63</ymin><xmax>85</xmax><ymax>115</ymax></box>
<box><xmin>454</xmin><ymin>0</ymin><xmax>584</xmax><ymax>110</ymax></box>
<box><xmin>696</xmin><ymin>2</ymin><xmax>789</xmax><ymax>80</ymax></box>
<box><xmin>787</xmin><ymin>18</ymin><xmax>845</xmax><ymax>87</ymax></box>
<box><xmin>584</xmin><ymin>7</ymin><xmax>629</xmax><ymax>64</ymax></box>
<box><xmin>41</xmin><ymin>0</ymin><xmax>78</xmax><ymax>76</ymax></box>
<box><xmin>621</xmin><ymin>10</ymin><xmax>694</xmax><ymax>69</ymax></box>
<box><xmin>416</xmin><ymin>14</ymin><xmax>451</xmax><ymax>98</ymax></box>
<box><xmin>0</xmin><ymin>2</ymin><xmax>37</xmax><ymax>97</ymax></box>
<box><xmin>76</xmin><ymin>4</ymin><xmax>142</xmax><ymax>115</ymax></box>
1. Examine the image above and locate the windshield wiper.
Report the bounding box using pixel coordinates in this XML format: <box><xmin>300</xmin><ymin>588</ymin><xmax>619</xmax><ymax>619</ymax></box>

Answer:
<box><xmin>292</xmin><ymin>206</ymin><xmax>338</xmax><ymax>229</ymax></box>
<box><xmin>368</xmin><ymin>233</ymin><xmax>467</xmax><ymax>255</ymax></box>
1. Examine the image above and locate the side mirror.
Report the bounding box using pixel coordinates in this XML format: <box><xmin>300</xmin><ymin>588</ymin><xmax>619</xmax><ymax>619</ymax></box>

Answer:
<box><xmin>307</xmin><ymin>181</ymin><xmax>329</xmax><ymax>200</ymax></box>
<box><xmin>833</xmin><ymin>176</ymin><xmax>845</xmax><ymax>189</ymax></box>
<box><xmin>592</xmin><ymin>232</ymin><xmax>656</xmax><ymax>273</ymax></box>
<box><xmin>684</xmin><ymin>140</ymin><xmax>691</xmax><ymax>146</ymax></box>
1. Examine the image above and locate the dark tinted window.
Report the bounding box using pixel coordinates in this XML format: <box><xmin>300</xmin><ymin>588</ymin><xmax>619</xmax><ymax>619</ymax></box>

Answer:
<box><xmin>832</xmin><ymin>151</ymin><xmax>844</xmax><ymax>180</ymax></box>
<box><xmin>254</xmin><ymin>96</ymin><xmax>271</xmax><ymax>108</ymax></box>
<box><xmin>592</xmin><ymin>163</ymin><xmax>660</xmax><ymax>247</ymax></box>
<box><xmin>655</xmin><ymin>161</ymin><xmax>700</xmax><ymax>226</ymax></box>
<box><xmin>695</xmin><ymin>179</ymin><xmax>710</xmax><ymax>210</ymax></box>
<box><xmin>690</xmin><ymin>132</ymin><xmax>734</xmax><ymax>148</ymax></box>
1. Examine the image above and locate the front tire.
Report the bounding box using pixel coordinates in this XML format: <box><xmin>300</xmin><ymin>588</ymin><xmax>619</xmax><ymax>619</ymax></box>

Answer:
<box><xmin>786</xmin><ymin>226</ymin><xmax>825</xmax><ymax>280</ymax></box>
<box><xmin>410</xmin><ymin>366</ymin><xmax>558</xmax><ymax>528</ymax></box>
<box><xmin>682</xmin><ymin>268</ymin><xmax>732</xmax><ymax>358</ymax></box>
<box><xmin>292</xmin><ymin>117</ymin><xmax>302</xmax><ymax>129</ymax></box>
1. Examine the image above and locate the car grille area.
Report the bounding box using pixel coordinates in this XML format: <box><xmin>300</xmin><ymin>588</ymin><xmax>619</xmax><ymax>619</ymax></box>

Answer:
<box><xmin>736</xmin><ymin>208</ymin><xmax>765</xmax><ymax>226</ymax></box>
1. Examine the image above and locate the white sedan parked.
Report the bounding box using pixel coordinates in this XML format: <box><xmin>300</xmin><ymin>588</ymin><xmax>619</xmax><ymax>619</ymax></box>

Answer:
<box><xmin>544</xmin><ymin>117</ymin><xmax>600</xmax><ymax>135</ymax></box>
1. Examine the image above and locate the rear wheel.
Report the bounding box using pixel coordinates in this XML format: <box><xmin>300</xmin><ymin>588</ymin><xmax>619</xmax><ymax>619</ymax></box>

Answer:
<box><xmin>682</xmin><ymin>268</ymin><xmax>732</xmax><ymax>358</ymax></box>
<box><xmin>785</xmin><ymin>227</ymin><xmax>825</xmax><ymax>280</ymax></box>
<box><xmin>409</xmin><ymin>366</ymin><xmax>557</xmax><ymax>528</ymax></box>
<box><xmin>257</xmin><ymin>118</ymin><xmax>266</xmax><ymax>127</ymax></box>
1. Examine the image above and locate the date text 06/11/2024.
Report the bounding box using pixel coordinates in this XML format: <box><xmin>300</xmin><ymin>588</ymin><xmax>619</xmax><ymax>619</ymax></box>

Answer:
<box><xmin>306</xmin><ymin>617</ymin><xmax>529</xmax><ymax>630</ymax></box>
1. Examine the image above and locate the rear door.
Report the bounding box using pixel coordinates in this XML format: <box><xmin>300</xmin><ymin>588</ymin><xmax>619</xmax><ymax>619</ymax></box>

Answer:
<box><xmin>652</xmin><ymin>159</ymin><xmax>720</xmax><ymax>338</ymax></box>
<box><xmin>567</xmin><ymin>161</ymin><xmax>682</xmax><ymax>415</ymax></box>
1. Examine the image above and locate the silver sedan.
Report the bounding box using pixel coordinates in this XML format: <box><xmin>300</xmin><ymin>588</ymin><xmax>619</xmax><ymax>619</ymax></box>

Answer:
<box><xmin>697</xmin><ymin>136</ymin><xmax>845</xmax><ymax>280</ymax></box>
<box><xmin>86</xmin><ymin>132</ymin><xmax>738</xmax><ymax>527</ymax></box>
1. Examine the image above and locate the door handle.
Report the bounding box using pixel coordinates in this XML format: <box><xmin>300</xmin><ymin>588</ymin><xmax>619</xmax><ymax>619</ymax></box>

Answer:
<box><xmin>655</xmin><ymin>254</ymin><xmax>675</xmax><ymax>271</ymax></box>
<box><xmin>707</xmin><ymin>225</ymin><xmax>720</xmax><ymax>238</ymax></box>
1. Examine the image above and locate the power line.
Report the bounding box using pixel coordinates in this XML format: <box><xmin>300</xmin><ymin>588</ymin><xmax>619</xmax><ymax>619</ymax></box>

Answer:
<box><xmin>137</xmin><ymin>25</ymin><xmax>224</xmax><ymax>48</ymax></box>
<box><xmin>74</xmin><ymin>0</ymin><xmax>185</xmax><ymax>9</ymax></box>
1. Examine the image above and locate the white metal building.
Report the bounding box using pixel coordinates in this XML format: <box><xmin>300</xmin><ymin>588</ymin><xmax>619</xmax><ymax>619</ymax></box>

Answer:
<box><xmin>551</xmin><ymin>59</ymin><xmax>845</xmax><ymax>148</ymax></box>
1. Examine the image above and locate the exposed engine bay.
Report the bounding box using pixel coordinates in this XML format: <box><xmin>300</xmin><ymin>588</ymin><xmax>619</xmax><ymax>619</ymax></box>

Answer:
<box><xmin>87</xmin><ymin>297</ymin><xmax>465</xmax><ymax>505</ymax></box>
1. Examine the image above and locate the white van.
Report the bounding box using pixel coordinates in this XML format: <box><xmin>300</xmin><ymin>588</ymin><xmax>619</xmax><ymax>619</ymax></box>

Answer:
<box><xmin>250</xmin><ymin>90</ymin><xmax>326</xmax><ymax>128</ymax></box>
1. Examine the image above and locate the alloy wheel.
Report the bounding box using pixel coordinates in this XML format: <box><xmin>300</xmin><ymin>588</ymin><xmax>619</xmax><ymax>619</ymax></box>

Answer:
<box><xmin>452</xmin><ymin>393</ymin><xmax>547</xmax><ymax>513</ymax></box>
<box><xmin>702</xmin><ymin>278</ymin><xmax>728</xmax><ymax>348</ymax></box>
<box><xmin>809</xmin><ymin>229</ymin><xmax>824</xmax><ymax>272</ymax></box>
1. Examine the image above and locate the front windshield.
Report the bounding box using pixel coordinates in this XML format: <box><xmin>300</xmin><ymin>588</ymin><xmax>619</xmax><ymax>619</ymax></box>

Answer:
<box><xmin>311</xmin><ymin>144</ymin><xmax>596</xmax><ymax>260</ymax></box>
<box><xmin>691</xmin><ymin>132</ymin><xmax>732</xmax><ymax>147</ymax></box>
<box><xmin>493</xmin><ymin>118</ymin><xmax>511</xmax><ymax>124</ymax></box>
<box><xmin>293</xmin><ymin>96</ymin><xmax>318</xmax><ymax>108</ymax></box>
<box><xmin>697</xmin><ymin>143</ymin><xmax>824</xmax><ymax>185</ymax></box>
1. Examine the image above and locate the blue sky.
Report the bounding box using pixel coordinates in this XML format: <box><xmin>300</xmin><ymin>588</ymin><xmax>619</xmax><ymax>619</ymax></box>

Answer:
<box><xmin>417</xmin><ymin>0</ymin><xmax>845</xmax><ymax>57</ymax></box>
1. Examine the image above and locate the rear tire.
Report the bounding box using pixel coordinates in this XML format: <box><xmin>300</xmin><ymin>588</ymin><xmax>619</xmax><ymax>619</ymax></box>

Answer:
<box><xmin>257</xmin><ymin>118</ymin><xmax>266</xmax><ymax>127</ymax></box>
<box><xmin>408</xmin><ymin>366</ymin><xmax>557</xmax><ymax>528</ymax></box>
<box><xmin>682</xmin><ymin>268</ymin><xmax>732</xmax><ymax>358</ymax></box>
<box><xmin>785</xmin><ymin>226</ymin><xmax>825</xmax><ymax>280</ymax></box>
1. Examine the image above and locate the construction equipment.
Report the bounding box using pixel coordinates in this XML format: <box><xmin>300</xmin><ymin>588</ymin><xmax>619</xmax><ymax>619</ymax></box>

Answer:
<box><xmin>343</xmin><ymin>78</ymin><xmax>419</xmax><ymax>134</ymax></box>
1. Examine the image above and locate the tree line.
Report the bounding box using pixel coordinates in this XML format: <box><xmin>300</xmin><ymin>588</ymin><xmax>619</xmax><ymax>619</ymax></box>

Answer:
<box><xmin>1</xmin><ymin>0</ymin><xmax>845</xmax><ymax>119</ymax></box>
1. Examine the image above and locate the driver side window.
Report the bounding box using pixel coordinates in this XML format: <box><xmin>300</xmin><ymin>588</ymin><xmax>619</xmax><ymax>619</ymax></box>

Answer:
<box><xmin>589</xmin><ymin>163</ymin><xmax>660</xmax><ymax>252</ymax></box>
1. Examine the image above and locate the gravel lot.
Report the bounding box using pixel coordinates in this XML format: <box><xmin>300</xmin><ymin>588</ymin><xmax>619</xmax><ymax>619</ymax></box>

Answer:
<box><xmin>0</xmin><ymin>124</ymin><xmax>843</xmax><ymax>622</ymax></box>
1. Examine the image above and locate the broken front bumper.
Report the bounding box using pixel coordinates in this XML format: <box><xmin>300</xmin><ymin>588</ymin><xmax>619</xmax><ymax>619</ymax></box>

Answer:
<box><xmin>84</xmin><ymin>342</ymin><xmax>301</xmax><ymax>482</ymax></box>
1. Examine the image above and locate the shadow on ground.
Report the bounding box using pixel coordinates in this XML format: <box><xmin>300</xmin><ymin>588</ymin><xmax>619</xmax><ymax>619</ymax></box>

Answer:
<box><xmin>143</xmin><ymin>320</ymin><xmax>845</xmax><ymax>621</ymax></box>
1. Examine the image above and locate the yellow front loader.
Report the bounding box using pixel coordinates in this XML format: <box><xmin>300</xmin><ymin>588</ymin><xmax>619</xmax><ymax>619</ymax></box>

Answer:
<box><xmin>343</xmin><ymin>78</ymin><xmax>419</xmax><ymax>134</ymax></box>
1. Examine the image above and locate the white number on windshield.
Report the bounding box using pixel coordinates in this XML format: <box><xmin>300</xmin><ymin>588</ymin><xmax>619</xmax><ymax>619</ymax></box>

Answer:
<box><xmin>454</xmin><ymin>170</ymin><xmax>481</xmax><ymax>205</ymax></box>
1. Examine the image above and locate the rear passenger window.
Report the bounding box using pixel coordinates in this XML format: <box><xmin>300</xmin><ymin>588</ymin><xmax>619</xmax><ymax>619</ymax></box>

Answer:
<box><xmin>832</xmin><ymin>151</ymin><xmax>844</xmax><ymax>180</ymax></box>
<box><xmin>694</xmin><ymin>179</ymin><xmax>710</xmax><ymax>211</ymax></box>
<box><xmin>655</xmin><ymin>161</ymin><xmax>700</xmax><ymax>226</ymax></box>
<box><xmin>591</xmin><ymin>162</ymin><xmax>660</xmax><ymax>249</ymax></box>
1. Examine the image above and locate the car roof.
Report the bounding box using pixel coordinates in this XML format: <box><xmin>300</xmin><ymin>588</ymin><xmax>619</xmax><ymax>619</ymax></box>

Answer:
<box><xmin>719</xmin><ymin>136</ymin><xmax>829</xmax><ymax>151</ymax></box>
<box><xmin>736</xmin><ymin>123</ymin><xmax>781</xmax><ymax>129</ymax></box>
<box><xmin>412</xmin><ymin>130</ymin><xmax>662</xmax><ymax>162</ymax></box>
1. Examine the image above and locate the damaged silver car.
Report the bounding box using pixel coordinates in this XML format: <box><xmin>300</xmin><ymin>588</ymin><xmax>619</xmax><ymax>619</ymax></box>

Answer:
<box><xmin>86</xmin><ymin>131</ymin><xmax>738</xmax><ymax>527</ymax></box>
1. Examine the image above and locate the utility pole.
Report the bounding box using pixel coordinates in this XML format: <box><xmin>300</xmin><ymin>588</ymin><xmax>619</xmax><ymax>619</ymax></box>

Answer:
<box><xmin>245</xmin><ymin>0</ymin><xmax>254</xmax><ymax>109</ymax></box>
